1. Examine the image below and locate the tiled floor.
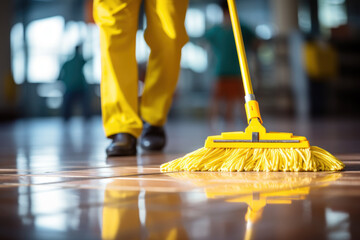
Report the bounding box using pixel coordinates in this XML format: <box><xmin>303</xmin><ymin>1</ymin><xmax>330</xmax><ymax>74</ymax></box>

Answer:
<box><xmin>0</xmin><ymin>116</ymin><xmax>360</xmax><ymax>239</ymax></box>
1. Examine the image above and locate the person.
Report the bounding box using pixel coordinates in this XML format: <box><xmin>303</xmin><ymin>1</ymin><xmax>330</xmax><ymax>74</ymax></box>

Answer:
<box><xmin>93</xmin><ymin>0</ymin><xmax>189</xmax><ymax>156</ymax></box>
<box><xmin>59</xmin><ymin>45</ymin><xmax>90</xmax><ymax>121</ymax></box>
<box><xmin>205</xmin><ymin>1</ymin><xmax>256</xmax><ymax>128</ymax></box>
<box><xmin>303</xmin><ymin>36</ymin><xmax>338</xmax><ymax>117</ymax></box>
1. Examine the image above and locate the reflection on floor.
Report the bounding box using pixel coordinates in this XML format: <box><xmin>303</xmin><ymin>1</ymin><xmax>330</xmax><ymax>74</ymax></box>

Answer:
<box><xmin>0</xmin><ymin>117</ymin><xmax>360</xmax><ymax>239</ymax></box>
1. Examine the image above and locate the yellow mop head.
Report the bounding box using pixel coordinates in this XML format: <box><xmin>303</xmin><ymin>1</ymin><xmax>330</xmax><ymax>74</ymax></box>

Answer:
<box><xmin>161</xmin><ymin>119</ymin><xmax>344</xmax><ymax>172</ymax></box>
<box><xmin>160</xmin><ymin>0</ymin><xmax>345</xmax><ymax>172</ymax></box>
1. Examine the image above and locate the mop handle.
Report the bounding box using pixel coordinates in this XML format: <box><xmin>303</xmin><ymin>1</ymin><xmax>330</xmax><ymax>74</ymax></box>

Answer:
<box><xmin>227</xmin><ymin>0</ymin><xmax>254</xmax><ymax>102</ymax></box>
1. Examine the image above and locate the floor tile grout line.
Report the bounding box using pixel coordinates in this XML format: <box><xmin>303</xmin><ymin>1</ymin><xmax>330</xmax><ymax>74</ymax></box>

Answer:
<box><xmin>0</xmin><ymin>164</ymin><xmax>165</xmax><ymax>175</ymax></box>
<box><xmin>0</xmin><ymin>171</ymin><xmax>169</xmax><ymax>187</ymax></box>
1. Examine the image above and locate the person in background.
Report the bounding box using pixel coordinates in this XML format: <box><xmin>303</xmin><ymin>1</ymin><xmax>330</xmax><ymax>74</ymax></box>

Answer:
<box><xmin>303</xmin><ymin>36</ymin><xmax>338</xmax><ymax>117</ymax></box>
<box><xmin>93</xmin><ymin>0</ymin><xmax>189</xmax><ymax>156</ymax></box>
<box><xmin>205</xmin><ymin>1</ymin><xmax>257</xmax><ymax>128</ymax></box>
<box><xmin>59</xmin><ymin>44</ymin><xmax>90</xmax><ymax>121</ymax></box>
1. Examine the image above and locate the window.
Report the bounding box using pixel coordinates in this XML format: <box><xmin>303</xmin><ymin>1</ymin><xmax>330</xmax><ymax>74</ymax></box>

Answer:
<box><xmin>26</xmin><ymin>16</ymin><xmax>64</xmax><ymax>83</ymax></box>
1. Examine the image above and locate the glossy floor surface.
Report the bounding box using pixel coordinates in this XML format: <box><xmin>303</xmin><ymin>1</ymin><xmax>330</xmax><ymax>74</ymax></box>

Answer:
<box><xmin>1</xmin><ymin>117</ymin><xmax>360</xmax><ymax>240</ymax></box>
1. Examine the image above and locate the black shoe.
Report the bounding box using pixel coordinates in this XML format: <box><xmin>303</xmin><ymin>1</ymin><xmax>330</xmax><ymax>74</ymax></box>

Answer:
<box><xmin>140</xmin><ymin>122</ymin><xmax>166</xmax><ymax>151</ymax></box>
<box><xmin>106</xmin><ymin>133</ymin><xmax>137</xmax><ymax>156</ymax></box>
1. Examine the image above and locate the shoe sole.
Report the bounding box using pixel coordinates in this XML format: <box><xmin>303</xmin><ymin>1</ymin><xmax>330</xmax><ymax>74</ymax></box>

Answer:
<box><xmin>140</xmin><ymin>143</ymin><xmax>165</xmax><ymax>151</ymax></box>
<box><xmin>106</xmin><ymin>149</ymin><xmax>137</xmax><ymax>157</ymax></box>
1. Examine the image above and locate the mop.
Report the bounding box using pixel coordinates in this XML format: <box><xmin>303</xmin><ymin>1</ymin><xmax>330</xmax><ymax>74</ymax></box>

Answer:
<box><xmin>161</xmin><ymin>0</ymin><xmax>344</xmax><ymax>172</ymax></box>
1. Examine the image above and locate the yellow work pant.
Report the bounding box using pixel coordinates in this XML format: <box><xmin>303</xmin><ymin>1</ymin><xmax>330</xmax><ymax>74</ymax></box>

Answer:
<box><xmin>94</xmin><ymin>0</ymin><xmax>189</xmax><ymax>138</ymax></box>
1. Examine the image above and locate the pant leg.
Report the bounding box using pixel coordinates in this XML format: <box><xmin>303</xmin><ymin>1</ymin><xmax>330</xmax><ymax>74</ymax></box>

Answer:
<box><xmin>80</xmin><ymin>89</ymin><xmax>91</xmax><ymax>119</ymax></box>
<box><xmin>94</xmin><ymin>0</ymin><xmax>143</xmax><ymax>138</ymax></box>
<box><xmin>63</xmin><ymin>91</ymin><xmax>74</xmax><ymax>121</ymax></box>
<box><xmin>140</xmin><ymin>0</ymin><xmax>189</xmax><ymax>126</ymax></box>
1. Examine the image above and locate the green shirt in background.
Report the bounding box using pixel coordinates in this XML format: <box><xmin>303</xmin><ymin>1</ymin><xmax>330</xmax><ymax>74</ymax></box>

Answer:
<box><xmin>205</xmin><ymin>24</ymin><xmax>255</xmax><ymax>77</ymax></box>
<box><xmin>59</xmin><ymin>53</ymin><xmax>87</xmax><ymax>92</ymax></box>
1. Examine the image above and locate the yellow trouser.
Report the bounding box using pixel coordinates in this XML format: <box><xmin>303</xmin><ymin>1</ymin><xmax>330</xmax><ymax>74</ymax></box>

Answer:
<box><xmin>94</xmin><ymin>0</ymin><xmax>189</xmax><ymax>138</ymax></box>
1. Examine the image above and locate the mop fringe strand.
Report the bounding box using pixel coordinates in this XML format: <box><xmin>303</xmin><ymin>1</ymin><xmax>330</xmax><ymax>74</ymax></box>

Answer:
<box><xmin>160</xmin><ymin>146</ymin><xmax>344</xmax><ymax>172</ymax></box>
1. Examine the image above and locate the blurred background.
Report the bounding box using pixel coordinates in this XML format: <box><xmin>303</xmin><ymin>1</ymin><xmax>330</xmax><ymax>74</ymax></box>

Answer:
<box><xmin>1</xmin><ymin>0</ymin><xmax>360</xmax><ymax>124</ymax></box>
<box><xmin>0</xmin><ymin>2</ymin><xmax>359</xmax><ymax>237</ymax></box>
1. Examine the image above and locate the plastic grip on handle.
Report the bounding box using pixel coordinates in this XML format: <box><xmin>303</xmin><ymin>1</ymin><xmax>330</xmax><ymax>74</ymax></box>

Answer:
<box><xmin>245</xmin><ymin>100</ymin><xmax>263</xmax><ymax>124</ymax></box>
